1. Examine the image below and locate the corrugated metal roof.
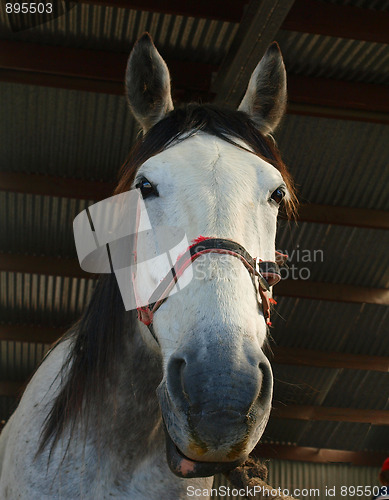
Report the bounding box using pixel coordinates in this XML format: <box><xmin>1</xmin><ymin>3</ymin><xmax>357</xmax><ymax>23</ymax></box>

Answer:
<box><xmin>268</xmin><ymin>459</ymin><xmax>379</xmax><ymax>493</ymax></box>
<box><xmin>273</xmin><ymin>365</ymin><xmax>340</xmax><ymax>406</ymax></box>
<box><xmin>263</xmin><ymin>418</ymin><xmax>304</xmax><ymax>446</ymax></box>
<box><xmin>322</xmin><ymin>370</ymin><xmax>389</xmax><ymax>409</ymax></box>
<box><xmin>0</xmin><ymin>397</ymin><xmax>17</xmax><ymax>424</ymax></box>
<box><xmin>272</xmin><ymin>364</ymin><xmax>388</xmax><ymax>412</ymax></box>
<box><xmin>0</xmin><ymin>0</ymin><xmax>387</xmax><ymax>458</ymax></box>
<box><xmin>264</xmin><ymin>364</ymin><xmax>389</xmax><ymax>450</ymax></box>
<box><xmin>213</xmin><ymin>462</ymin><xmax>380</xmax><ymax>500</ymax></box>
<box><xmin>1</xmin><ymin>83</ymin><xmax>388</xmax><ymax>209</ymax></box>
<box><xmin>264</xmin><ymin>419</ymin><xmax>375</xmax><ymax>451</ymax></box>
<box><xmin>271</xmin><ymin>298</ymin><xmax>389</xmax><ymax>357</ymax></box>
<box><xmin>304</xmin><ymin>421</ymin><xmax>378</xmax><ymax>451</ymax></box>
<box><xmin>0</xmin><ymin>192</ymin><xmax>90</xmax><ymax>257</ymax></box>
<box><xmin>0</xmin><ymin>340</ymin><xmax>48</xmax><ymax>380</ymax></box>
<box><xmin>0</xmin><ymin>82</ymin><xmax>136</xmax><ymax>181</ymax></box>
<box><xmin>362</xmin><ymin>425</ymin><xmax>389</xmax><ymax>451</ymax></box>
<box><xmin>275</xmin><ymin>114</ymin><xmax>389</xmax><ymax>210</ymax></box>
<box><xmin>0</xmin><ymin>4</ymin><xmax>238</xmax><ymax>65</ymax></box>
<box><xmin>278</xmin><ymin>31</ymin><xmax>389</xmax><ymax>85</ymax></box>
<box><xmin>277</xmin><ymin>222</ymin><xmax>389</xmax><ymax>288</ymax></box>
<box><xmin>324</xmin><ymin>0</ymin><xmax>389</xmax><ymax>9</ymax></box>
<box><xmin>0</xmin><ymin>272</ymin><xmax>95</xmax><ymax>326</ymax></box>
<box><xmin>2</xmin><ymin>192</ymin><xmax>388</xmax><ymax>290</ymax></box>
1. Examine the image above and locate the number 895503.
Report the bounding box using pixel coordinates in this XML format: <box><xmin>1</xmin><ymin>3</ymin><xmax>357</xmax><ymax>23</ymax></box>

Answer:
<box><xmin>6</xmin><ymin>3</ymin><xmax>53</xmax><ymax>14</ymax></box>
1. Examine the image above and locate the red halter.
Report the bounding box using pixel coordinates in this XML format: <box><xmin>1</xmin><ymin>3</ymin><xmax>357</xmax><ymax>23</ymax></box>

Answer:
<box><xmin>135</xmin><ymin>236</ymin><xmax>287</xmax><ymax>334</ymax></box>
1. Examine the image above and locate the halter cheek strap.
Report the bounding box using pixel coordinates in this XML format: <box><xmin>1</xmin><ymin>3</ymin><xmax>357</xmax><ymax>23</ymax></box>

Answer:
<box><xmin>134</xmin><ymin>237</ymin><xmax>287</xmax><ymax>337</ymax></box>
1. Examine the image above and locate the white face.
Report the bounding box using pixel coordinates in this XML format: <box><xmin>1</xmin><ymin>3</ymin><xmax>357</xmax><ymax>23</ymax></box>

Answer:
<box><xmin>133</xmin><ymin>132</ymin><xmax>287</xmax><ymax>467</ymax></box>
<box><xmin>135</xmin><ymin>133</ymin><xmax>286</xmax><ymax>355</ymax></box>
<box><xmin>125</xmin><ymin>35</ymin><xmax>290</xmax><ymax>474</ymax></box>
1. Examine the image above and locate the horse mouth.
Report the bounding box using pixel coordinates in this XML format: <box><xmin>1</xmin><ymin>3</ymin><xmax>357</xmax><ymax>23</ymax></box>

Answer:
<box><xmin>163</xmin><ymin>425</ymin><xmax>246</xmax><ymax>478</ymax></box>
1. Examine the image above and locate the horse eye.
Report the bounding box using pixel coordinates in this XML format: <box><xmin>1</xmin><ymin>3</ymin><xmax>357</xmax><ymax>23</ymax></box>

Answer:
<box><xmin>270</xmin><ymin>187</ymin><xmax>285</xmax><ymax>205</ymax></box>
<box><xmin>135</xmin><ymin>177</ymin><xmax>158</xmax><ymax>199</ymax></box>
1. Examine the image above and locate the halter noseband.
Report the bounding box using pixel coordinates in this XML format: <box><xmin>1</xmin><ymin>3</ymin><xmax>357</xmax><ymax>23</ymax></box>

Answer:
<box><xmin>135</xmin><ymin>236</ymin><xmax>287</xmax><ymax>341</ymax></box>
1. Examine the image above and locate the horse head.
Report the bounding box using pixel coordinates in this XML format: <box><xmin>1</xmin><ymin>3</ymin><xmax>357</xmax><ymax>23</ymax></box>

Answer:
<box><xmin>122</xmin><ymin>33</ymin><xmax>294</xmax><ymax>478</ymax></box>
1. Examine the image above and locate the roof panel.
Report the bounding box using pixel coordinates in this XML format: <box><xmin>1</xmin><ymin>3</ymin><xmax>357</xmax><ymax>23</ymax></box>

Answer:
<box><xmin>276</xmin><ymin>114</ymin><xmax>389</xmax><ymax>210</ymax></box>
<box><xmin>0</xmin><ymin>4</ymin><xmax>237</xmax><ymax>65</ymax></box>
<box><xmin>264</xmin><ymin>419</ymin><xmax>374</xmax><ymax>451</ymax></box>
<box><xmin>278</xmin><ymin>31</ymin><xmax>389</xmax><ymax>85</ymax></box>
<box><xmin>0</xmin><ymin>340</ymin><xmax>48</xmax><ymax>380</ymax></box>
<box><xmin>0</xmin><ymin>0</ymin><xmax>387</xmax><ymax>457</ymax></box>
<box><xmin>362</xmin><ymin>425</ymin><xmax>389</xmax><ymax>451</ymax></box>
<box><xmin>0</xmin><ymin>272</ymin><xmax>95</xmax><ymax>326</ymax></box>
<box><xmin>273</xmin><ymin>365</ymin><xmax>340</xmax><ymax>406</ymax></box>
<box><xmin>323</xmin><ymin>0</ymin><xmax>389</xmax><ymax>9</ymax></box>
<box><xmin>276</xmin><ymin>221</ymin><xmax>389</xmax><ymax>288</ymax></box>
<box><xmin>0</xmin><ymin>396</ymin><xmax>18</xmax><ymax>424</ymax></box>
<box><xmin>273</xmin><ymin>365</ymin><xmax>388</xmax><ymax>413</ymax></box>
<box><xmin>322</xmin><ymin>370</ymin><xmax>389</xmax><ymax>410</ymax></box>
<box><xmin>0</xmin><ymin>82</ymin><xmax>136</xmax><ymax>181</ymax></box>
<box><xmin>0</xmin><ymin>192</ymin><xmax>90</xmax><ymax>258</ymax></box>
<box><xmin>271</xmin><ymin>298</ymin><xmax>389</xmax><ymax>357</ymax></box>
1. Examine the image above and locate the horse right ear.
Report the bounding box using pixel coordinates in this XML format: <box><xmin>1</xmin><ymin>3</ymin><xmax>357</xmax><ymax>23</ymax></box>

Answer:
<box><xmin>125</xmin><ymin>33</ymin><xmax>174</xmax><ymax>133</ymax></box>
<box><xmin>238</xmin><ymin>42</ymin><xmax>287</xmax><ymax>136</ymax></box>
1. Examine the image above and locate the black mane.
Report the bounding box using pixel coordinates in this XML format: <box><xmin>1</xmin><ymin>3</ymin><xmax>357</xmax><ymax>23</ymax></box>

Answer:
<box><xmin>116</xmin><ymin>104</ymin><xmax>295</xmax><ymax>201</ymax></box>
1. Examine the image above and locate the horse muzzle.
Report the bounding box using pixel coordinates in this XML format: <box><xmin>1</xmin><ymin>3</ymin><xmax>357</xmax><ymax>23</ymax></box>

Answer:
<box><xmin>158</xmin><ymin>343</ymin><xmax>273</xmax><ymax>477</ymax></box>
<box><xmin>163</xmin><ymin>422</ymin><xmax>246</xmax><ymax>478</ymax></box>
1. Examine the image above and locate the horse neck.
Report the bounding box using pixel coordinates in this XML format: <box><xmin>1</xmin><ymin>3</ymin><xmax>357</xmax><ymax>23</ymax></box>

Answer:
<box><xmin>94</xmin><ymin>317</ymin><xmax>164</xmax><ymax>469</ymax></box>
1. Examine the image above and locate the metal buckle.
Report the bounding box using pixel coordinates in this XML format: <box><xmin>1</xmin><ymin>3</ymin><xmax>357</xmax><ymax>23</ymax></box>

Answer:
<box><xmin>254</xmin><ymin>259</ymin><xmax>270</xmax><ymax>292</ymax></box>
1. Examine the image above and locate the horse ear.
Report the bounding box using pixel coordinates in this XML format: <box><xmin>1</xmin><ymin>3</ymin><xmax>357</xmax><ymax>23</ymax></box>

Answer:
<box><xmin>238</xmin><ymin>42</ymin><xmax>287</xmax><ymax>136</ymax></box>
<box><xmin>125</xmin><ymin>33</ymin><xmax>174</xmax><ymax>133</ymax></box>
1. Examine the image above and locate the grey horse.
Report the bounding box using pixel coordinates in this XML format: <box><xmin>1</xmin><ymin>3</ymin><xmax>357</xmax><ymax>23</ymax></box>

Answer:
<box><xmin>0</xmin><ymin>34</ymin><xmax>295</xmax><ymax>499</ymax></box>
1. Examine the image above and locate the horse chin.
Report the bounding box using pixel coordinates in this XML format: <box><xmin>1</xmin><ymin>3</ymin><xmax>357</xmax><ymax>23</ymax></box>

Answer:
<box><xmin>163</xmin><ymin>425</ymin><xmax>246</xmax><ymax>478</ymax></box>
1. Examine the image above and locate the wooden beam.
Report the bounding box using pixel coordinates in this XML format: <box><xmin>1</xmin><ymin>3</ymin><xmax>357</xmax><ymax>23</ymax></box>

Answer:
<box><xmin>212</xmin><ymin>0</ymin><xmax>296</xmax><ymax>107</ymax></box>
<box><xmin>0</xmin><ymin>381</ymin><xmax>25</xmax><ymax>398</ymax></box>
<box><xmin>1</xmin><ymin>325</ymin><xmax>387</xmax><ymax>373</ymax></box>
<box><xmin>2</xmin><ymin>172</ymin><xmax>388</xmax><ymax>230</ymax></box>
<box><xmin>287</xmin><ymin>102</ymin><xmax>389</xmax><ymax>125</ymax></box>
<box><xmin>1</xmin><ymin>383</ymin><xmax>387</xmax><ymax>428</ymax></box>
<box><xmin>273</xmin><ymin>347</ymin><xmax>389</xmax><ymax>373</ymax></box>
<box><xmin>272</xmin><ymin>405</ymin><xmax>389</xmax><ymax>426</ymax></box>
<box><xmin>254</xmin><ymin>444</ymin><xmax>388</xmax><ymax>467</ymax></box>
<box><xmin>1</xmin><ymin>253</ymin><xmax>388</xmax><ymax>306</ymax></box>
<box><xmin>0</xmin><ymin>40</ymin><xmax>126</xmax><ymax>85</ymax></box>
<box><xmin>0</xmin><ymin>253</ymin><xmax>91</xmax><ymax>279</ymax></box>
<box><xmin>1</xmin><ymin>377</ymin><xmax>386</xmax><ymax>426</ymax></box>
<box><xmin>78</xmin><ymin>0</ymin><xmax>247</xmax><ymax>23</ymax></box>
<box><xmin>276</xmin><ymin>281</ymin><xmax>389</xmax><ymax>306</ymax></box>
<box><xmin>283</xmin><ymin>0</ymin><xmax>389</xmax><ymax>44</ymax></box>
<box><xmin>0</xmin><ymin>172</ymin><xmax>115</xmax><ymax>201</ymax></box>
<box><xmin>0</xmin><ymin>324</ymin><xmax>65</xmax><ymax>344</ymax></box>
<box><xmin>0</xmin><ymin>68</ymin><xmax>124</xmax><ymax>96</ymax></box>
<box><xmin>295</xmin><ymin>204</ymin><xmax>389</xmax><ymax>230</ymax></box>
<box><xmin>1</xmin><ymin>375</ymin><xmax>387</xmax><ymax>426</ymax></box>
<box><xmin>79</xmin><ymin>0</ymin><xmax>389</xmax><ymax>45</ymax></box>
<box><xmin>0</xmin><ymin>40</ymin><xmax>387</xmax><ymax>123</ymax></box>
<box><xmin>0</xmin><ymin>40</ymin><xmax>214</xmax><ymax>95</ymax></box>
<box><xmin>288</xmin><ymin>75</ymin><xmax>389</xmax><ymax>115</ymax></box>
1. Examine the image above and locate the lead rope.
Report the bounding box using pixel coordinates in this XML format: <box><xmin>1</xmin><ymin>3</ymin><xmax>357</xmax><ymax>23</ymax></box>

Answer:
<box><xmin>224</xmin><ymin>456</ymin><xmax>298</xmax><ymax>500</ymax></box>
<box><xmin>223</xmin><ymin>255</ymin><xmax>293</xmax><ymax>499</ymax></box>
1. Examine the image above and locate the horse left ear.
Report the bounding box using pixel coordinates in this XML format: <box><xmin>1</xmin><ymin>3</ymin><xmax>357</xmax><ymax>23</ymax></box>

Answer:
<box><xmin>238</xmin><ymin>42</ymin><xmax>287</xmax><ymax>136</ymax></box>
<box><xmin>125</xmin><ymin>33</ymin><xmax>174</xmax><ymax>133</ymax></box>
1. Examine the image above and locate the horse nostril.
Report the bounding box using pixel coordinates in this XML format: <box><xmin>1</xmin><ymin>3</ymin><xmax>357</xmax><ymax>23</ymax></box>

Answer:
<box><xmin>258</xmin><ymin>361</ymin><xmax>272</xmax><ymax>404</ymax></box>
<box><xmin>167</xmin><ymin>357</ymin><xmax>188</xmax><ymax>403</ymax></box>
